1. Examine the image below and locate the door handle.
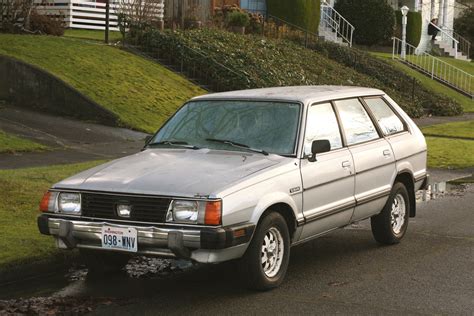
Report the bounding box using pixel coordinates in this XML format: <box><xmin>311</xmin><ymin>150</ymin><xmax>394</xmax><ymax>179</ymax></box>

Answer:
<box><xmin>383</xmin><ymin>150</ymin><xmax>391</xmax><ymax>157</ymax></box>
<box><xmin>342</xmin><ymin>161</ymin><xmax>351</xmax><ymax>168</ymax></box>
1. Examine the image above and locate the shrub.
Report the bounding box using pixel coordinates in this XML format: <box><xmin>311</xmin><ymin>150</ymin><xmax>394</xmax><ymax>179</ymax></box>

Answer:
<box><xmin>135</xmin><ymin>28</ymin><xmax>428</xmax><ymax>116</ymax></box>
<box><xmin>226</xmin><ymin>11</ymin><xmax>250</xmax><ymax>27</ymax></box>
<box><xmin>266</xmin><ymin>0</ymin><xmax>321</xmax><ymax>33</ymax></box>
<box><xmin>395</xmin><ymin>11</ymin><xmax>422</xmax><ymax>47</ymax></box>
<box><xmin>454</xmin><ymin>6</ymin><xmax>474</xmax><ymax>59</ymax></box>
<box><xmin>29</xmin><ymin>11</ymin><xmax>65</xmax><ymax>36</ymax></box>
<box><xmin>311</xmin><ymin>41</ymin><xmax>462</xmax><ymax>116</ymax></box>
<box><xmin>334</xmin><ymin>0</ymin><xmax>395</xmax><ymax>46</ymax></box>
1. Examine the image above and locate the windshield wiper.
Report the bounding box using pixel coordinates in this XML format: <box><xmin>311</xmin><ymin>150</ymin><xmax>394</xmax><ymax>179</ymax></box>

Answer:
<box><xmin>148</xmin><ymin>140</ymin><xmax>200</xmax><ymax>150</ymax></box>
<box><xmin>206</xmin><ymin>138</ymin><xmax>268</xmax><ymax>156</ymax></box>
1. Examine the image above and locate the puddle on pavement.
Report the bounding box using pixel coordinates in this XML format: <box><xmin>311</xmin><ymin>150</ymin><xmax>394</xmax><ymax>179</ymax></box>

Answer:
<box><xmin>0</xmin><ymin>257</ymin><xmax>198</xmax><ymax>302</ymax></box>
<box><xmin>416</xmin><ymin>176</ymin><xmax>472</xmax><ymax>203</ymax></box>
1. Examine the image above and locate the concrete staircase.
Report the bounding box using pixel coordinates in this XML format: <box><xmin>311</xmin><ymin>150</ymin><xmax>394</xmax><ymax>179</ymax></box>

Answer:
<box><xmin>319</xmin><ymin>3</ymin><xmax>354</xmax><ymax>47</ymax></box>
<box><xmin>318</xmin><ymin>25</ymin><xmax>349</xmax><ymax>47</ymax></box>
<box><xmin>433</xmin><ymin>40</ymin><xmax>471</xmax><ymax>61</ymax></box>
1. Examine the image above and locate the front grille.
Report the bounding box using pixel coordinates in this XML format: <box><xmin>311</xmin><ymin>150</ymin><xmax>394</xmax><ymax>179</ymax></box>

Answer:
<box><xmin>81</xmin><ymin>193</ymin><xmax>171</xmax><ymax>223</ymax></box>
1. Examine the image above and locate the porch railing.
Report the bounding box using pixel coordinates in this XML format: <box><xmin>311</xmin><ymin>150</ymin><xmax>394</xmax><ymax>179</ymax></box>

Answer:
<box><xmin>392</xmin><ymin>37</ymin><xmax>473</xmax><ymax>98</ymax></box>
<box><xmin>320</xmin><ymin>3</ymin><xmax>354</xmax><ymax>47</ymax></box>
<box><xmin>429</xmin><ymin>21</ymin><xmax>459</xmax><ymax>58</ymax></box>
<box><xmin>445</xmin><ymin>27</ymin><xmax>471</xmax><ymax>59</ymax></box>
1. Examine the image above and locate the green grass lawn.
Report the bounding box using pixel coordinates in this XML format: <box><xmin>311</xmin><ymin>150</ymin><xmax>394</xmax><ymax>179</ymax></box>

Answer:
<box><xmin>372</xmin><ymin>52</ymin><xmax>473</xmax><ymax>113</ymax></box>
<box><xmin>0</xmin><ymin>161</ymin><xmax>104</xmax><ymax>270</ymax></box>
<box><xmin>421</xmin><ymin>120</ymin><xmax>474</xmax><ymax>169</ymax></box>
<box><xmin>0</xmin><ymin>130</ymin><xmax>48</xmax><ymax>153</ymax></box>
<box><xmin>426</xmin><ymin>137</ymin><xmax>474</xmax><ymax>169</ymax></box>
<box><xmin>64</xmin><ymin>29</ymin><xmax>122</xmax><ymax>42</ymax></box>
<box><xmin>0</xmin><ymin>34</ymin><xmax>205</xmax><ymax>133</ymax></box>
<box><xmin>422</xmin><ymin>120</ymin><xmax>474</xmax><ymax>139</ymax></box>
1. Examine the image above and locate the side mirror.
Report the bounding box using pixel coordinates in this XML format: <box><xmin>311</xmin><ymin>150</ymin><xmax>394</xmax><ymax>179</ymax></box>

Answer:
<box><xmin>308</xmin><ymin>140</ymin><xmax>331</xmax><ymax>162</ymax></box>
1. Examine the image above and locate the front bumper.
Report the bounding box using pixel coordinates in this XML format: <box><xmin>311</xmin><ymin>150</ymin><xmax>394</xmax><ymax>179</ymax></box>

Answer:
<box><xmin>38</xmin><ymin>215</ymin><xmax>254</xmax><ymax>263</ymax></box>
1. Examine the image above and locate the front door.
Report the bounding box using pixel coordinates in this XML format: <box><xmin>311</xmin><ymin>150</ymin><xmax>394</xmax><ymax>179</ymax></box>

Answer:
<box><xmin>299</xmin><ymin>102</ymin><xmax>355</xmax><ymax>241</ymax></box>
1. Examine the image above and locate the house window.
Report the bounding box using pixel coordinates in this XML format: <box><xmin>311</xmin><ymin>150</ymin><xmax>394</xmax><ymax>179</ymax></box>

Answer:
<box><xmin>241</xmin><ymin>0</ymin><xmax>267</xmax><ymax>14</ymax></box>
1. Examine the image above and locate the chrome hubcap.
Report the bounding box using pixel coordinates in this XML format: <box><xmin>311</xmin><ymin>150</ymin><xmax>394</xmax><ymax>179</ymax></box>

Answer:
<box><xmin>391</xmin><ymin>193</ymin><xmax>406</xmax><ymax>234</ymax></box>
<box><xmin>261</xmin><ymin>227</ymin><xmax>284</xmax><ymax>278</ymax></box>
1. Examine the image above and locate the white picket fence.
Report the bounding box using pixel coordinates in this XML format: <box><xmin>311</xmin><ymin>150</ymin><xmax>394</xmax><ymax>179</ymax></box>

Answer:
<box><xmin>34</xmin><ymin>0</ymin><xmax>164</xmax><ymax>31</ymax></box>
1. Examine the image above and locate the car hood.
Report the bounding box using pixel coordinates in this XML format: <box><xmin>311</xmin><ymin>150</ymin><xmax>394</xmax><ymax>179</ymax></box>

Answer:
<box><xmin>54</xmin><ymin>148</ymin><xmax>282</xmax><ymax>197</ymax></box>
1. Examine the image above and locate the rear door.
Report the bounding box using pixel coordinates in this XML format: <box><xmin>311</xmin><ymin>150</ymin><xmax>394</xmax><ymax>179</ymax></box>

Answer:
<box><xmin>299</xmin><ymin>102</ymin><xmax>355</xmax><ymax>240</ymax></box>
<box><xmin>333</xmin><ymin>98</ymin><xmax>396</xmax><ymax>222</ymax></box>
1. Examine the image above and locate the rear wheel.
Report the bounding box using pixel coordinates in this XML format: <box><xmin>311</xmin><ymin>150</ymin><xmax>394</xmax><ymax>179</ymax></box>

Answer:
<box><xmin>371</xmin><ymin>182</ymin><xmax>410</xmax><ymax>244</ymax></box>
<box><xmin>238</xmin><ymin>212</ymin><xmax>290</xmax><ymax>290</ymax></box>
<box><xmin>80</xmin><ymin>249</ymin><xmax>131</xmax><ymax>275</ymax></box>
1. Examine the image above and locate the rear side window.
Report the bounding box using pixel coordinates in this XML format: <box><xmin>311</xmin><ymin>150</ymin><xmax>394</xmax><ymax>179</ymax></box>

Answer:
<box><xmin>304</xmin><ymin>102</ymin><xmax>343</xmax><ymax>155</ymax></box>
<box><xmin>334</xmin><ymin>98</ymin><xmax>379</xmax><ymax>145</ymax></box>
<box><xmin>364</xmin><ymin>97</ymin><xmax>405</xmax><ymax>136</ymax></box>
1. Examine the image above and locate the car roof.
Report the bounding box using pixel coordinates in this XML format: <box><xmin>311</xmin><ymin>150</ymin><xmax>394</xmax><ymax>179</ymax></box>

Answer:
<box><xmin>192</xmin><ymin>86</ymin><xmax>385</xmax><ymax>104</ymax></box>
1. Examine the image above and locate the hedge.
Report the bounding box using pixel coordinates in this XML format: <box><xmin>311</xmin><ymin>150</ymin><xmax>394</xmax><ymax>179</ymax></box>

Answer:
<box><xmin>395</xmin><ymin>11</ymin><xmax>422</xmax><ymax>47</ymax></box>
<box><xmin>334</xmin><ymin>0</ymin><xmax>395</xmax><ymax>46</ymax></box>
<box><xmin>266</xmin><ymin>0</ymin><xmax>320</xmax><ymax>33</ymax></box>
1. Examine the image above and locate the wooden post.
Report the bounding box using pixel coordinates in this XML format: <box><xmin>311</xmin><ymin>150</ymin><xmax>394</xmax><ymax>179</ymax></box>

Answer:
<box><xmin>105</xmin><ymin>0</ymin><xmax>110</xmax><ymax>44</ymax></box>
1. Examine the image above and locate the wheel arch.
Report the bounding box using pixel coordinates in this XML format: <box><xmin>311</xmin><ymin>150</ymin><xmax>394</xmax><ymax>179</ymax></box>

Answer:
<box><xmin>252</xmin><ymin>200</ymin><xmax>298</xmax><ymax>242</ymax></box>
<box><xmin>394</xmin><ymin>170</ymin><xmax>416</xmax><ymax>217</ymax></box>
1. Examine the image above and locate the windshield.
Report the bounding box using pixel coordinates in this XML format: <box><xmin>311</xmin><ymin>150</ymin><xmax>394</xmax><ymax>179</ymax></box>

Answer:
<box><xmin>150</xmin><ymin>100</ymin><xmax>301</xmax><ymax>155</ymax></box>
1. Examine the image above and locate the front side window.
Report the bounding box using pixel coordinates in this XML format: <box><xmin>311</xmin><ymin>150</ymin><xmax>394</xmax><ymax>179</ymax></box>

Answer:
<box><xmin>152</xmin><ymin>100</ymin><xmax>301</xmax><ymax>155</ymax></box>
<box><xmin>364</xmin><ymin>97</ymin><xmax>405</xmax><ymax>135</ymax></box>
<box><xmin>335</xmin><ymin>98</ymin><xmax>379</xmax><ymax>145</ymax></box>
<box><xmin>304</xmin><ymin>102</ymin><xmax>343</xmax><ymax>155</ymax></box>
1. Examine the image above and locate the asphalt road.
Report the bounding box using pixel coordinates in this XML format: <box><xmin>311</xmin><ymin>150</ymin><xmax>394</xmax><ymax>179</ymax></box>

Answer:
<box><xmin>2</xmin><ymin>185</ymin><xmax>472</xmax><ymax>315</ymax></box>
<box><xmin>91</xmin><ymin>185</ymin><xmax>474</xmax><ymax>315</ymax></box>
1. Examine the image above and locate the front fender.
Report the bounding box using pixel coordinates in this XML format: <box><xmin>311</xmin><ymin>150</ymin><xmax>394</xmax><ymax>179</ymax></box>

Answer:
<box><xmin>250</xmin><ymin>191</ymin><xmax>301</xmax><ymax>224</ymax></box>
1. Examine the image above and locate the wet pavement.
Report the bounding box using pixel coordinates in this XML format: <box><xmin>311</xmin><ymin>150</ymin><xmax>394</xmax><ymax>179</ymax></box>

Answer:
<box><xmin>0</xmin><ymin>106</ymin><xmax>149</xmax><ymax>169</ymax></box>
<box><xmin>1</xmin><ymin>183</ymin><xmax>473</xmax><ymax>315</ymax></box>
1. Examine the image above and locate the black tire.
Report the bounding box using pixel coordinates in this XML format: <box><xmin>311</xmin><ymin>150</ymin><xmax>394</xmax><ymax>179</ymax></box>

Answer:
<box><xmin>238</xmin><ymin>212</ymin><xmax>290</xmax><ymax>291</ymax></box>
<box><xmin>80</xmin><ymin>249</ymin><xmax>131</xmax><ymax>275</ymax></box>
<box><xmin>371</xmin><ymin>182</ymin><xmax>410</xmax><ymax>245</ymax></box>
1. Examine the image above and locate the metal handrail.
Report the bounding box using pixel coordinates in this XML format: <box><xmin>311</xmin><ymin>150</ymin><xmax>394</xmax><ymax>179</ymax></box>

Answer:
<box><xmin>443</xmin><ymin>27</ymin><xmax>471</xmax><ymax>59</ymax></box>
<box><xmin>320</xmin><ymin>3</ymin><xmax>354</xmax><ymax>47</ymax></box>
<box><xmin>392</xmin><ymin>37</ymin><xmax>473</xmax><ymax>98</ymax></box>
<box><xmin>429</xmin><ymin>21</ymin><xmax>459</xmax><ymax>58</ymax></box>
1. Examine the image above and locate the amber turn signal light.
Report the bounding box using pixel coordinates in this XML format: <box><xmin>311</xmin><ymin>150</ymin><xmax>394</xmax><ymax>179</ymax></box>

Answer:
<box><xmin>39</xmin><ymin>191</ymin><xmax>51</xmax><ymax>212</ymax></box>
<box><xmin>204</xmin><ymin>200</ymin><xmax>222</xmax><ymax>225</ymax></box>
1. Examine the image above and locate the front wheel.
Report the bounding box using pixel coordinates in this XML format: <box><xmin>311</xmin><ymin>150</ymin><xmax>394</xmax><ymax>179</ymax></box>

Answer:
<box><xmin>371</xmin><ymin>182</ymin><xmax>410</xmax><ymax>245</ymax></box>
<box><xmin>238</xmin><ymin>212</ymin><xmax>290</xmax><ymax>290</ymax></box>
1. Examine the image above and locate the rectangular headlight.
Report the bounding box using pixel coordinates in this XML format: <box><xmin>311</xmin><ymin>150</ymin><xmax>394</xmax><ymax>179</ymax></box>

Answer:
<box><xmin>58</xmin><ymin>192</ymin><xmax>81</xmax><ymax>214</ymax></box>
<box><xmin>166</xmin><ymin>199</ymin><xmax>221</xmax><ymax>225</ymax></box>
<box><xmin>167</xmin><ymin>200</ymin><xmax>199</xmax><ymax>224</ymax></box>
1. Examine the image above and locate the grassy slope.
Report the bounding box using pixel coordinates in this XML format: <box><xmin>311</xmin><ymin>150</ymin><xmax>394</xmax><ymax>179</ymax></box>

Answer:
<box><xmin>0</xmin><ymin>130</ymin><xmax>47</xmax><ymax>153</ymax></box>
<box><xmin>421</xmin><ymin>121</ymin><xmax>474</xmax><ymax>169</ymax></box>
<box><xmin>0</xmin><ymin>34</ymin><xmax>205</xmax><ymax>133</ymax></box>
<box><xmin>372</xmin><ymin>53</ymin><xmax>473</xmax><ymax>113</ymax></box>
<box><xmin>64</xmin><ymin>29</ymin><xmax>122</xmax><ymax>42</ymax></box>
<box><xmin>0</xmin><ymin>161</ymin><xmax>104</xmax><ymax>269</ymax></box>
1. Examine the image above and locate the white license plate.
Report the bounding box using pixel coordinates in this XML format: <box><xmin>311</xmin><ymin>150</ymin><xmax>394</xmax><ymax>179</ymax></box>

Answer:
<box><xmin>101</xmin><ymin>226</ymin><xmax>138</xmax><ymax>253</ymax></box>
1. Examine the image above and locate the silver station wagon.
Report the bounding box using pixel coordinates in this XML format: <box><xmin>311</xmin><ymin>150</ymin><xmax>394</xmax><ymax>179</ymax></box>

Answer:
<box><xmin>38</xmin><ymin>86</ymin><xmax>428</xmax><ymax>290</ymax></box>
